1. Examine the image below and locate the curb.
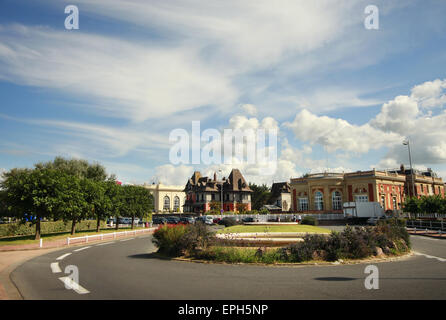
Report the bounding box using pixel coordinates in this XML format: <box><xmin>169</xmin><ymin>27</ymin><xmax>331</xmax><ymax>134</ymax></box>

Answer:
<box><xmin>171</xmin><ymin>251</ymin><xmax>414</xmax><ymax>267</ymax></box>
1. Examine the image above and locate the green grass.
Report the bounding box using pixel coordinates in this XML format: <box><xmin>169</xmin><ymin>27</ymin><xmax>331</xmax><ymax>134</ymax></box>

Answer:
<box><xmin>0</xmin><ymin>227</ymin><xmax>146</xmax><ymax>246</ymax></box>
<box><xmin>217</xmin><ymin>224</ymin><xmax>331</xmax><ymax>234</ymax></box>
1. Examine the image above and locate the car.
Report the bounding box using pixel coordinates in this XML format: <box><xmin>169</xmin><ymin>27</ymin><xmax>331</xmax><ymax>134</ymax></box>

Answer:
<box><xmin>179</xmin><ymin>217</ymin><xmax>195</xmax><ymax>224</ymax></box>
<box><xmin>213</xmin><ymin>217</ymin><xmax>222</xmax><ymax>224</ymax></box>
<box><xmin>152</xmin><ymin>217</ymin><xmax>167</xmax><ymax>225</ymax></box>
<box><xmin>242</xmin><ymin>217</ymin><xmax>254</xmax><ymax>223</ymax></box>
<box><xmin>166</xmin><ymin>217</ymin><xmax>180</xmax><ymax>224</ymax></box>
<box><xmin>366</xmin><ymin>216</ymin><xmax>388</xmax><ymax>225</ymax></box>
<box><xmin>196</xmin><ymin>216</ymin><xmax>214</xmax><ymax>225</ymax></box>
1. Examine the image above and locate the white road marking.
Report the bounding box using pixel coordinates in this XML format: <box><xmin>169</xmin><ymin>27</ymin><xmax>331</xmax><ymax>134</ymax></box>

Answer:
<box><xmin>73</xmin><ymin>246</ymin><xmax>91</xmax><ymax>252</ymax></box>
<box><xmin>58</xmin><ymin>277</ymin><xmax>90</xmax><ymax>294</ymax></box>
<box><xmin>96</xmin><ymin>241</ymin><xmax>114</xmax><ymax>246</ymax></box>
<box><xmin>120</xmin><ymin>238</ymin><xmax>134</xmax><ymax>242</ymax></box>
<box><xmin>50</xmin><ymin>262</ymin><xmax>62</xmax><ymax>273</ymax></box>
<box><xmin>56</xmin><ymin>253</ymin><xmax>72</xmax><ymax>261</ymax></box>
<box><xmin>414</xmin><ymin>252</ymin><xmax>446</xmax><ymax>262</ymax></box>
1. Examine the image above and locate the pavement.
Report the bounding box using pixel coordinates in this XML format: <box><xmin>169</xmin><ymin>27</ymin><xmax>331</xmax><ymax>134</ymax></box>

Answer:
<box><xmin>8</xmin><ymin>233</ymin><xmax>446</xmax><ymax>299</ymax></box>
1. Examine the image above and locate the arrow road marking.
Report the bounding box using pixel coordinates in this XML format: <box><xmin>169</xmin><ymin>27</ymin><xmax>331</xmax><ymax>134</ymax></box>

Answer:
<box><xmin>50</xmin><ymin>262</ymin><xmax>62</xmax><ymax>273</ymax></box>
<box><xmin>58</xmin><ymin>277</ymin><xmax>90</xmax><ymax>294</ymax></box>
<box><xmin>56</xmin><ymin>253</ymin><xmax>72</xmax><ymax>260</ymax></box>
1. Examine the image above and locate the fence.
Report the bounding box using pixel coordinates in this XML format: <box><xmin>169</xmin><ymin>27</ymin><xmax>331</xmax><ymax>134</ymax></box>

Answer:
<box><xmin>66</xmin><ymin>227</ymin><xmax>154</xmax><ymax>245</ymax></box>
<box><xmin>204</xmin><ymin>213</ymin><xmax>345</xmax><ymax>222</ymax></box>
<box><xmin>406</xmin><ymin>219</ymin><xmax>446</xmax><ymax>234</ymax></box>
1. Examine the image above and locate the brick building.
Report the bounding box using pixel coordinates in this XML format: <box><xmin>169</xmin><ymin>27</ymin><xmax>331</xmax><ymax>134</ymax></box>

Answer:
<box><xmin>183</xmin><ymin>169</ymin><xmax>252</xmax><ymax>213</ymax></box>
<box><xmin>290</xmin><ymin>166</ymin><xmax>444</xmax><ymax>213</ymax></box>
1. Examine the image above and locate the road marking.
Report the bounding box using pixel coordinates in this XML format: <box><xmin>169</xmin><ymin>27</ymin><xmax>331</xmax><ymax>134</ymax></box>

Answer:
<box><xmin>120</xmin><ymin>238</ymin><xmax>134</xmax><ymax>242</ymax></box>
<box><xmin>58</xmin><ymin>277</ymin><xmax>90</xmax><ymax>294</ymax></box>
<box><xmin>73</xmin><ymin>246</ymin><xmax>91</xmax><ymax>252</ymax></box>
<box><xmin>50</xmin><ymin>262</ymin><xmax>62</xmax><ymax>273</ymax></box>
<box><xmin>96</xmin><ymin>241</ymin><xmax>114</xmax><ymax>246</ymax></box>
<box><xmin>56</xmin><ymin>253</ymin><xmax>72</xmax><ymax>261</ymax></box>
<box><xmin>414</xmin><ymin>252</ymin><xmax>446</xmax><ymax>262</ymax></box>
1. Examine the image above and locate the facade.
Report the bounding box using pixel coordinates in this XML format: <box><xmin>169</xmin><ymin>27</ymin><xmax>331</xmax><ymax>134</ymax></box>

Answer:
<box><xmin>183</xmin><ymin>169</ymin><xmax>253</xmax><ymax>213</ymax></box>
<box><xmin>290</xmin><ymin>167</ymin><xmax>445</xmax><ymax>214</ymax></box>
<box><xmin>144</xmin><ymin>183</ymin><xmax>186</xmax><ymax>213</ymax></box>
<box><xmin>269</xmin><ymin>182</ymin><xmax>292</xmax><ymax>212</ymax></box>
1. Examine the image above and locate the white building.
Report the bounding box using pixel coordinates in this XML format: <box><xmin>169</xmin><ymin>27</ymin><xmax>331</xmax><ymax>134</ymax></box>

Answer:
<box><xmin>144</xmin><ymin>183</ymin><xmax>186</xmax><ymax>213</ymax></box>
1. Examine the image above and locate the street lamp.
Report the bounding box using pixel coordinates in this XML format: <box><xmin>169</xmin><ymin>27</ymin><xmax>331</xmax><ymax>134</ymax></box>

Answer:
<box><xmin>219</xmin><ymin>169</ymin><xmax>223</xmax><ymax>219</ymax></box>
<box><xmin>403</xmin><ymin>139</ymin><xmax>416</xmax><ymax>198</ymax></box>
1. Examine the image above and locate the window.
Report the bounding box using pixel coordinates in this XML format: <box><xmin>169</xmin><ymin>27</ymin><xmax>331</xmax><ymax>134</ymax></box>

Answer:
<box><xmin>314</xmin><ymin>192</ymin><xmax>324</xmax><ymax>211</ymax></box>
<box><xmin>211</xmin><ymin>193</ymin><xmax>215</xmax><ymax>201</ymax></box>
<box><xmin>332</xmin><ymin>191</ymin><xmax>342</xmax><ymax>210</ymax></box>
<box><xmin>173</xmin><ymin>196</ymin><xmax>180</xmax><ymax>211</ymax></box>
<box><xmin>354</xmin><ymin>195</ymin><xmax>368</xmax><ymax>202</ymax></box>
<box><xmin>392</xmin><ymin>197</ymin><xmax>397</xmax><ymax>210</ymax></box>
<box><xmin>299</xmin><ymin>198</ymin><xmax>308</xmax><ymax>211</ymax></box>
<box><xmin>163</xmin><ymin>196</ymin><xmax>170</xmax><ymax>211</ymax></box>
<box><xmin>381</xmin><ymin>195</ymin><xmax>386</xmax><ymax>209</ymax></box>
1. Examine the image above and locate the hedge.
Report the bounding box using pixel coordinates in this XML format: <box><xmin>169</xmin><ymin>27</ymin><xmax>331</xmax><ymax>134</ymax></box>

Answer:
<box><xmin>0</xmin><ymin>220</ymin><xmax>107</xmax><ymax>238</ymax></box>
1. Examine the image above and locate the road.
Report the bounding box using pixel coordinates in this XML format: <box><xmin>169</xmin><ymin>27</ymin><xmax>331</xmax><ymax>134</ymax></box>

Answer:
<box><xmin>11</xmin><ymin>234</ymin><xmax>446</xmax><ymax>299</ymax></box>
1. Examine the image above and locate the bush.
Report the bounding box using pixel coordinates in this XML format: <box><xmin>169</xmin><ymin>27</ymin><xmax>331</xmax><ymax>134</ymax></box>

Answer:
<box><xmin>0</xmin><ymin>220</ymin><xmax>107</xmax><ymax>238</ymax></box>
<box><xmin>152</xmin><ymin>224</ymin><xmax>187</xmax><ymax>256</ymax></box>
<box><xmin>301</xmin><ymin>216</ymin><xmax>318</xmax><ymax>226</ymax></box>
<box><xmin>180</xmin><ymin>223</ymin><xmax>215</xmax><ymax>255</ymax></box>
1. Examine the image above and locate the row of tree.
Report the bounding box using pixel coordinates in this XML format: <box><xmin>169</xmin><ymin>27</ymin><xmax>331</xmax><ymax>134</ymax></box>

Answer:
<box><xmin>403</xmin><ymin>195</ymin><xmax>446</xmax><ymax>215</ymax></box>
<box><xmin>0</xmin><ymin>157</ymin><xmax>153</xmax><ymax>240</ymax></box>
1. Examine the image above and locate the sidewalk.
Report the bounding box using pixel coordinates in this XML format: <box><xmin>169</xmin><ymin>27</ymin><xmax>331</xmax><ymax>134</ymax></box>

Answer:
<box><xmin>0</xmin><ymin>227</ymin><xmax>156</xmax><ymax>300</ymax></box>
<box><xmin>407</xmin><ymin>229</ymin><xmax>446</xmax><ymax>239</ymax></box>
<box><xmin>0</xmin><ymin>227</ymin><xmax>156</xmax><ymax>252</ymax></box>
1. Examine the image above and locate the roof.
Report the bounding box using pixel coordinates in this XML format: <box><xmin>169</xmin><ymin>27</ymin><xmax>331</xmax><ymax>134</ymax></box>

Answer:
<box><xmin>271</xmin><ymin>182</ymin><xmax>290</xmax><ymax>196</ymax></box>
<box><xmin>184</xmin><ymin>169</ymin><xmax>252</xmax><ymax>193</ymax></box>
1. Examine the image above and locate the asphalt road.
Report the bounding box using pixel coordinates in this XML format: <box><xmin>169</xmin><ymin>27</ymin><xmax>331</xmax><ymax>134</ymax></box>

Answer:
<box><xmin>11</xmin><ymin>234</ymin><xmax>446</xmax><ymax>299</ymax></box>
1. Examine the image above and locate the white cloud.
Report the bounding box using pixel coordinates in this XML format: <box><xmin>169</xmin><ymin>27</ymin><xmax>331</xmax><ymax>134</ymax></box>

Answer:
<box><xmin>150</xmin><ymin>164</ymin><xmax>194</xmax><ymax>186</ymax></box>
<box><xmin>410</xmin><ymin>79</ymin><xmax>446</xmax><ymax>108</ymax></box>
<box><xmin>240</xmin><ymin>104</ymin><xmax>257</xmax><ymax>116</ymax></box>
<box><xmin>284</xmin><ymin>109</ymin><xmax>402</xmax><ymax>154</ymax></box>
<box><xmin>0</xmin><ymin>25</ymin><xmax>237</xmax><ymax>122</ymax></box>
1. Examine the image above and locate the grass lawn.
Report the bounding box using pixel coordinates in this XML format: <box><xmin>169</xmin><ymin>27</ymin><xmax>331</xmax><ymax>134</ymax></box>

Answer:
<box><xmin>217</xmin><ymin>224</ymin><xmax>331</xmax><ymax>234</ymax></box>
<box><xmin>0</xmin><ymin>226</ymin><xmax>147</xmax><ymax>246</ymax></box>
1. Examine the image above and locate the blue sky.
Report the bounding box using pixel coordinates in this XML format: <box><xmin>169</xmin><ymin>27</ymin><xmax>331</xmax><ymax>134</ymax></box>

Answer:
<box><xmin>0</xmin><ymin>0</ymin><xmax>446</xmax><ymax>185</ymax></box>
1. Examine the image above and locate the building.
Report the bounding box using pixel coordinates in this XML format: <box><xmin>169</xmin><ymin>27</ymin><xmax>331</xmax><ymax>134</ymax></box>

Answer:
<box><xmin>269</xmin><ymin>182</ymin><xmax>292</xmax><ymax>212</ymax></box>
<box><xmin>144</xmin><ymin>183</ymin><xmax>186</xmax><ymax>213</ymax></box>
<box><xmin>183</xmin><ymin>169</ymin><xmax>253</xmax><ymax>213</ymax></box>
<box><xmin>290</xmin><ymin>166</ymin><xmax>445</xmax><ymax>213</ymax></box>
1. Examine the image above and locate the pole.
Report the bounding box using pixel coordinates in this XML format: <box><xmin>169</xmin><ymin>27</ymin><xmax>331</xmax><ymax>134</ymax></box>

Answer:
<box><xmin>407</xmin><ymin>140</ymin><xmax>416</xmax><ymax>197</ymax></box>
<box><xmin>219</xmin><ymin>169</ymin><xmax>223</xmax><ymax>219</ymax></box>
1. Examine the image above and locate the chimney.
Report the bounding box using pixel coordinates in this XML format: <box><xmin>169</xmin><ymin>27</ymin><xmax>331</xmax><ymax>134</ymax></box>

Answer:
<box><xmin>214</xmin><ymin>172</ymin><xmax>217</xmax><ymax>181</ymax></box>
<box><xmin>400</xmin><ymin>164</ymin><xmax>405</xmax><ymax>173</ymax></box>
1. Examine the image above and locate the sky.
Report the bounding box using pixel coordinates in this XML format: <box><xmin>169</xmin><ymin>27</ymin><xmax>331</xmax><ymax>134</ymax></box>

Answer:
<box><xmin>0</xmin><ymin>0</ymin><xmax>445</xmax><ymax>186</ymax></box>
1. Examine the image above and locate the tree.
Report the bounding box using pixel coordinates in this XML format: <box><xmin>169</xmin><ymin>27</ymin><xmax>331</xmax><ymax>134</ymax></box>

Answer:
<box><xmin>249</xmin><ymin>183</ymin><xmax>271</xmax><ymax>210</ymax></box>
<box><xmin>1</xmin><ymin>168</ymin><xmax>61</xmax><ymax>240</ymax></box>
<box><xmin>83</xmin><ymin>179</ymin><xmax>111</xmax><ymax>232</ymax></box>
<box><xmin>35</xmin><ymin>156</ymin><xmax>107</xmax><ymax>181</ymax></box>
<box><xmin>119</xmin><ymin>185</ymin><xmax>153</xmax><ymax>229</ymax></box>
<box><xmin>420</xmin><ymin>195</ymin><xmax>443</xmax><ymax>215</ymax></box>
<box><xmin>403</xmin><ymin>197</ymin><xmax>421</xmax><ymax>218</ymax></box>
<box><xmin>53</xmin><ymin>174</ymin><xmax>91</xmax><ymax>235</ymax></box>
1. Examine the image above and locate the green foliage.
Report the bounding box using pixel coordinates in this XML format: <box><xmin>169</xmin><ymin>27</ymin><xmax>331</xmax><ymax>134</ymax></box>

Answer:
<box><xmin>259</xmin><ymin>208</ymin><xmax>269</xmax><ymax>215</ymax></box>
<box><xmin>236</xmin><ymin>202</ymin><xmax>248</xmax><ymax>214</ymax></box>
<box><xmin>301</xmin><ymin>216</ymin><xmax>318</xmax><ymax>226</ymax></box>
<box><xmin>249</xmin><ymin>183</ymin><xmax>271</xmax><ymax>210</ymax></box>
<box><xmin>35</xmin><ymin>156</ymin><xmax>107</xmax><ymax>181</ymax></box>
<box><xmin>419</xmin><ymin>195</ymin><xmax>443</xmax><ymax>214</ymax></box>
<box><xmin>0</xmin><ymin>220</ymin><xmax>106</xmax><ymax>238</ymax></box>
<box><xmin>152</xmin><ymin>224</ymin><xmax>188</xmax><ymax>256</ymax></box>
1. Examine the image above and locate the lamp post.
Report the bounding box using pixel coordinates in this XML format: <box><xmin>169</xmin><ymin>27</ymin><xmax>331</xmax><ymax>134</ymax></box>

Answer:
<box><xmin>219</xmin><ymin>169</ymin><xmax>223</xmax><ymax>219</ymax></box>
<box><xmin>403</xmin><ymin>139</ymin><xmax>416</xmax><ymax>198</ymax></box>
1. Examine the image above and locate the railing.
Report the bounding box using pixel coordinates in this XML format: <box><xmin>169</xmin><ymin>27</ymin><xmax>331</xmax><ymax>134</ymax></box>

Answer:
<box><xmin>406</xmin><ymin>219</ymin><xmax>445</xmax><ymax>234</ymax></box>
<box><xmin>204</xmin><ymin>213</ymin><xmax>345</xmax><ymax>222</ymax></box>
<box><xmin>66</xmin><ymin>227</ymin><xmax>154</xmax><ymax>245</ymax></box>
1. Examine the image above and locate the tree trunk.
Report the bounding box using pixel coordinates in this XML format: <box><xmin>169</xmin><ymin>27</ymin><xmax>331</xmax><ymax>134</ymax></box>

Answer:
<box><xmin>115</xmin><ymin>217</ymin><xmax>119</xmax><ymax>230</ymax></box>
<box><xmin>34</xmin><ymin>219</ymin><xmax>41</xmax><ymax>240</ymax></box>
<box><xmin>71</xmin><ymin>219</ymin><xmax>76</xmax><ymax>235</ymax></box>
<box><xmin>131</xmin><ymin>216</ymin><xmax>135</xmax><ymax>230</ymax></box>
<box><xmin>96</xmin><ymin>217</ymin><xmax>101</xmax><ymax>233</ymax></box>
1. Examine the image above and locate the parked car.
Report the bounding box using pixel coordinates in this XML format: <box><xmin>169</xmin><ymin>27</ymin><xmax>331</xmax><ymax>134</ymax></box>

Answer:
<box><xmin>213</xmin><ymin>217</ymin><xmax>222</xmax><ymax>224</ymax></box>
<box><xmin>166</xmin><ymin>217</ymin><xmax>180</xmax><ymax>224</ymax></box>
<box><xmin>152</xmin><ymin>217</ymin><xmax>167</xmax><ymax>225</ymax></box>
<box><xmin>179</xmin><ymin>217</ymin><xmax>195</xmax><ymax>224</ymax></box>
<box><xmin>242</xmin><ymin>217</ymin><xmax>254</xmax><ymax>223</ymax></box>
<box><xmin>367</xmin><ymin>216</ymin><xmax>388</xmax><ymax>225</ymax></box>
<box><xmin>196</xmin><ymin>216</ymin><xmax>214</xmax><ymax>225</ymax></box>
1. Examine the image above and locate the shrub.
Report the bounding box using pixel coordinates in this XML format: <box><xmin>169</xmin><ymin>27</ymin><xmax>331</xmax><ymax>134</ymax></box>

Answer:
<box><xmin>301</xmin><ymin>216</ymin><xmax>318</xmax><ymax>226</ymax></box>
<box><xmin>180</xmin><ymin>223</ymin><xmax>214</xmax><ymax>255</ymax></box>
<box><xmin>0</xmin><ymin>220</ymin><xmax>107</xmax><ymax>238</ymax></box>
<box><xmin>152</xmin><ymin>224</ymin><xmax>187</xmax><ymax>256</ymax></box>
